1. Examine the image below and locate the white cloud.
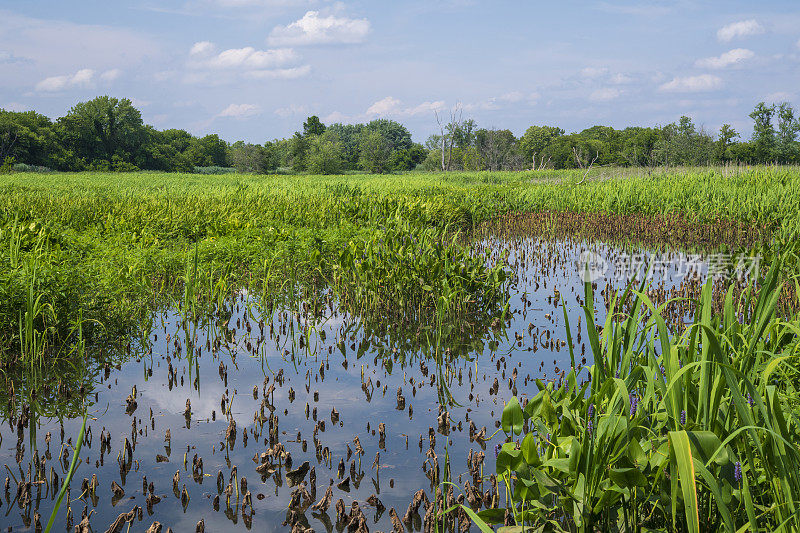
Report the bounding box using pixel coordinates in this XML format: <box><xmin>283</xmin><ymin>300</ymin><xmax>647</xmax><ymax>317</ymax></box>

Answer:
<box><xmin>366</xmin><ymin>96</ymin><xmax>402</xmax><ymax>115</ymax></box>
<box><xmin>580</xmin><ymin>67</ymin><xmax>608</xmax><ymax>78</ymax></box>
<box><xmin>498</xmin><ymin>91</ymin><xmax>524</xmax><ymax>103</ymax></box>
<box><xmin>365</xmin><ymin>97</ymin><xmax>446</xmax><ymax>118</ymax></box>
<box><xmin>695</xmin><ymin>48</ymin><xmax>754</xmax><ymax>69</ymax></box>
<box><xmin>185</xmin><ymin>42</ymin><xmax>308</xmax><ymax>81</ymax></box>
<box><xmin>275</xmin><ymin>104</ymin><xmax>309</xmax><ymax>117</ymax></box>
<box><xmin>100</xmin><ymin>68</ymin><xmax>122</xmax><ymax>82</ymax></box>
<box><xmin>406</xmin><ymin>100</ymin><xmax>446</xmax><ymax>115</ymax></box>
<box><xmin>35</xmin><ymin>68</ymin><xmax>95</xmax><ymax>91</ymax></box>
<box><xmin>190</xmin><ymin>41</ymin><xmax>216</xmax><ymax>56</ymax></box>
<box><xmin>192</xmin><ymin>46</ymin><xmax>298</xmax><ymax>69</ymax></box>
<box><xmin>659</xmin><ymin>74</ymin><xmax>723</xmax><ymax>93</ymax></box>
<box><xmin>268</xmin><ymin>11</ymin><xmax>371</xmax><ymax>46</ymax></box>
<box><xmin>205</xmin><ymin>0</ymin><xmax>315</xmax><ymax>6</ymax></box>
<box><xmin>323</xmin><ymin>111</ymin><xmax>350</xmax><ymax>123</ymax></box>
<box><xmin>217</xmin><ymin>103</ymin><xmax>261</xmax><ymax>118</ymax></box>
<box><xmin>590</xmin><ymin>88</ymin><xmax>621</xmax><ymax>101</ymax></box>
<box><xmin>610</xmin><ymin>73</ymin><xmax>633</xmax><ymax>84</ymax></box>
<box><xmin>717</xmin><ymin>20</ymin><xmax>765</xmax><ymax>42</ymax></box>
<box><xmin>244</xmin><ymin>65</ymin><xmax>311</xmax><ymax>79</ymax></box>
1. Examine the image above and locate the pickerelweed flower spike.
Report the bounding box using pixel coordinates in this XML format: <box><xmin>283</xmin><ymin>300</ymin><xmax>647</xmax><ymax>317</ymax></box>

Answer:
<box><xmin>734</xmin><ymin>461</ymin><xmax>742</xmax><ymax>483</ymax></box>
<box><xmin>629</xmin><ymin>394</ymin><xmax>639</xmax><ymax>417</ymax></box>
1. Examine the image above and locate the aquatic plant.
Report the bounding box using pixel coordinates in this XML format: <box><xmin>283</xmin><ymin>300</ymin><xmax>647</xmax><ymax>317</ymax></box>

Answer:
<box><xmin>484</xmin><ymin>260</ymin><xmax>800</xmax><ymax>531</ymax></box>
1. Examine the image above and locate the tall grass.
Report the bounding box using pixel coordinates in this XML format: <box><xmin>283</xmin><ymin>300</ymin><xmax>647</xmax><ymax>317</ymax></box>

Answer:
<box><xmin>484</xmin><ymin>260</ymin><xmax>800</xmax><ymax>531</ymax></box>
<box><xmin>0</xmin><ymin>167</ymin><xmax>797</xmax><ymax>363</ymax></box>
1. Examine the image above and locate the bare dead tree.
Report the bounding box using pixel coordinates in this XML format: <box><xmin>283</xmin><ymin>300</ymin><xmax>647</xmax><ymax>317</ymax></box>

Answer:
<box><xmin>480</xmin><ymin>129</ymin><xmax>512</xmax><ymax>171</ymax></box>
<box><xmin>434</xmin><ymin>110</ymin><xmax>446</xmax><ymax>172</ymax></box>
<box><xmin>573</xmin><ymin>146</ymin><xmax>598</xmax><ymax>184</ymax></box>
<box><xmin>0</xmin><ymin>129</ymin><xmax>18</xmax><ymax>163</ymax></box>
<box><xmin>434</xmin><ymin>103</ymin><xmax>463</xmax><ymax>171</ymax></box>
<box><xmin>531</xmin><ymin>152</ymin><xmax>552</xmax><ymax>171</ymax></box>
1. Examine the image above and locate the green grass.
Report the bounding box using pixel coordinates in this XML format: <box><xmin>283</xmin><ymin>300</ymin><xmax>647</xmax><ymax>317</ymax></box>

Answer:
<box><xmin>0</xmin><ymin>166</ymin><xmax>798</xmax><ymax>362</ymax></box>
<box><xmin>488</xmin><ymin>262</ymin><xmax>800</xmax><ymax>532</ymax></box>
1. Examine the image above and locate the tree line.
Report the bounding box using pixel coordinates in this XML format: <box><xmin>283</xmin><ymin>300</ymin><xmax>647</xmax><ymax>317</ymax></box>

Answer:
<box><xmin>1</xmin><ymin>96</ymin><xmax>799</xmax><ymax>174</ymax></box>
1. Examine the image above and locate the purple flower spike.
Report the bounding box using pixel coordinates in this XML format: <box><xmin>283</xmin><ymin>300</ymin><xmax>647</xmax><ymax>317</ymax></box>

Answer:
<box><xmin>629</xmin><ymin>394</ymin><xmax>639</xmax><ymax>417</ymax></box>
<box><xmin>734</xmin><ymin>461</ymin><xmax>742</xmax><ymax>483</ymax></box>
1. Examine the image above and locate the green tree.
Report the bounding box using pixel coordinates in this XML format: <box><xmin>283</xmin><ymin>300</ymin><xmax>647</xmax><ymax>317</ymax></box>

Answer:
<box><xmin>288</xmin><ymin>133</ymin><xmax>309</xmax><ymax>171</ymax></box>
<box><xmin>326</xmin><ymin>123</ymin><xmax>364</xmax><ymax>170</ymax></box>
<box><xmin>229</xmin><ymin>141</ymin><xmax>277</xmax><ymax>173</ymax></box>
<box><xmin>363</xmin><ymin>119</ymin><xmax>413</xmax><ymax>151</ymax></box>
<box><xmin>58</xmin><ymin>96</ymin><xmax>146</xmax><ymax>166</ymax></box>
<box><xmin>776</xmin><ymin>102</ymin><xmax>800</xmax><ymax>164</ymax></box>
<box><xmin>717</xmin><ymin>124</ymin><xmax>739</xmax><ymax>162</ymax></box>
<box><xmin>0</xmin><ymin>109</ymin><xmax>68</xmax><ymax>169</ymax></box>
<box><xmin>475</xmin><ymin>128</ymin><xmax>520</xmax><ymax>170</ymax></box>
<box><xmin>520</xmin><ymin>125</ymin><xmax>564</xmax><ymax>167</ymax></box>
<box><xmin>306</xmin><ymin>131</ymin><xmax>344</xmax><ymax>174</ymax></box>
<box><xmin>452</xmin><ymin>119</ymin><xmax>476</xmax><ymax>150</ymax></box>
<box><xmin>749</xmin><ymin>102</ymin><xmax>776</xmax><ymax>162</ymax></box>
<box><xmin>358</xmin><ymin>130</ymin><xmax>391</xmax><ymax>173</ymax></box>
<box><xmin>388</xmin><ymin>143</ymin><xmax>427</xmax><ymax>171</ymax></box>
<box><xmin>302</xmin><ymin>116</ymin><xmax>326</xmax><ymax>137</ymax></box>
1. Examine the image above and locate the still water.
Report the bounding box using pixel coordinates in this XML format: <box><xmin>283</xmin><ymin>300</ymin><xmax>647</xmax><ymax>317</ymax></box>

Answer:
<box><xmin>1</xmin><ymin>237</ymin><xmax>733</xmax><ymax>531</ymax></box>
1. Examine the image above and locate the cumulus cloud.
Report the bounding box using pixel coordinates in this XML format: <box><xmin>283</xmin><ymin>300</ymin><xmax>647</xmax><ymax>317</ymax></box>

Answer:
<box><xmin>244</xmin><ymin>65</ymin><xmax>311</xmax><ymax>79</ymax></box>
<box><xmin>217</xmin><ymin>103</ymin><xmax>261</xmax><ymax>118</ymax></box>
<box><xmin>190</xmin><ymin>41</ymin><xmax>215</xmax><ymax>56</ymax></box>
<box><xmin>323</xmin><ymin>111</ymin><xmax>350</xmax><ymax>123</ymax></box>
<box><xmin>590</xmin><ymin>88</ymin><xmax>621</xmax><ymax>101</ymax></box>
<box><xmin>695</xmin><ymin>48</ymin><xmax>754</xmax><ymax>69</ymax></box>
<box><xmin>498</xmin><ymin>91</ymin><xmax>524</xmax><ymax>103</ymax></box>
<box><xmin>100</xmin><ymin>68</ymin><xmax>122</xmax><ymax>82</ymax></box>
<box><xmin>35</xmin><ymin>68</ymin><xmax>95</xmax><ymax>91</ymax></box>
<box><xmin>406</xmin><ymin>100</ymin><xmax>446</xmax><ymax>115</ymax></box>
<box><xmin>365</xmin><ymin>97</ymin><xmax>447</xmax><ymax>117</ymax></box>
<box><xmin>717</xmin><ymin>20</ymin><xmax>765</xmax><ymax>42</ymax></box>
<box><xmin>610</xmin><ymin>73</ymin><xmax>633</xmax><ymax>84</ymax></box>
<box><xmin>659</xmin><ymin>74</ymin><xmax>723</xmax><ymax>93</ymax></box>
<box><xmin>268</xmin><ymin>11</ymin><xmax>371</xmax><ymax>46</ymax></box>
<box><xmin>186</xmin><ymin>42</ymin><xmax>308</xmax><ymax>81</ymax></box>
<box><xmin>275</xmin><ymin>103</ymin><xmax>309</xmax><ymax>117</ymax></box>
<box><xmin>366</xmin><ymin>96</ymin><xmax>402</xmax><ymax>115</ymax></box>
<box><xmin>190</xmin><ymin>44</ymin><xmax>298</xmax><ymax>69</ymax></box>
<box><xmin>580</xmin><ymin>66</ymin><xmax>608</xmax><ymax>78</ymax></box>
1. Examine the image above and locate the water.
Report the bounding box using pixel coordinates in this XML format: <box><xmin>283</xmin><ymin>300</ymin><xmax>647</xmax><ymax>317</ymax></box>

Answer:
<box><xmin>0</xmin><ymin>237</ymin><xmax>732</xmax><ymax>531</ymax></box>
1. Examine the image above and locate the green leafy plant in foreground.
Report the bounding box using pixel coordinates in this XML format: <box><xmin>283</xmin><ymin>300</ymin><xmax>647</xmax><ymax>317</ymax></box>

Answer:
<box><xmin>484</xmin><ymin>260</ymin><xmax>800</xmax><ymax>532</ymax></box>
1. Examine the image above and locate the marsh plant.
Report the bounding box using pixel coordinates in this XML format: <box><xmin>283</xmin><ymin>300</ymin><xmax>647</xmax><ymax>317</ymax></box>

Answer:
<box><xmin>483</xmin><ymin>262</ymin><xmax>800</xmax><ymax>531</ymax></box>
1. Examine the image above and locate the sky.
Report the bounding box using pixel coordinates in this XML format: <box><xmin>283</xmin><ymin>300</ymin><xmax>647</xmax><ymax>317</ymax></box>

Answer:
<box><xmin>1</xmin><ymin>0</ymin><xmax>799</xmax><ymax>143</ymax></box>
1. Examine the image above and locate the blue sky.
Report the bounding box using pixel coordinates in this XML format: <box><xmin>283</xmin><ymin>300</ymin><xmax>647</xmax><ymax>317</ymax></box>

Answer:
<box><xmin>1</xmin><ymin>0</ymin><xmax>799</xmax><ymax>143</ymax></box>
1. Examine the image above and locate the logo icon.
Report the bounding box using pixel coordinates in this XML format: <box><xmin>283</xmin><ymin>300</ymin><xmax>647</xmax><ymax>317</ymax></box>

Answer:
<box><xmin>578</xmin><ymin>251</ymin><xmax>607</xmax><ymax>283</ymax></box>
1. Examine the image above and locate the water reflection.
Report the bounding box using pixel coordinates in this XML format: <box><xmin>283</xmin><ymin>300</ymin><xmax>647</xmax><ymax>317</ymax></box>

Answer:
<box><xmin>0</xmin><ymin>236</ymin><xmax>737</xmax><ymax>532</ymax></box>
